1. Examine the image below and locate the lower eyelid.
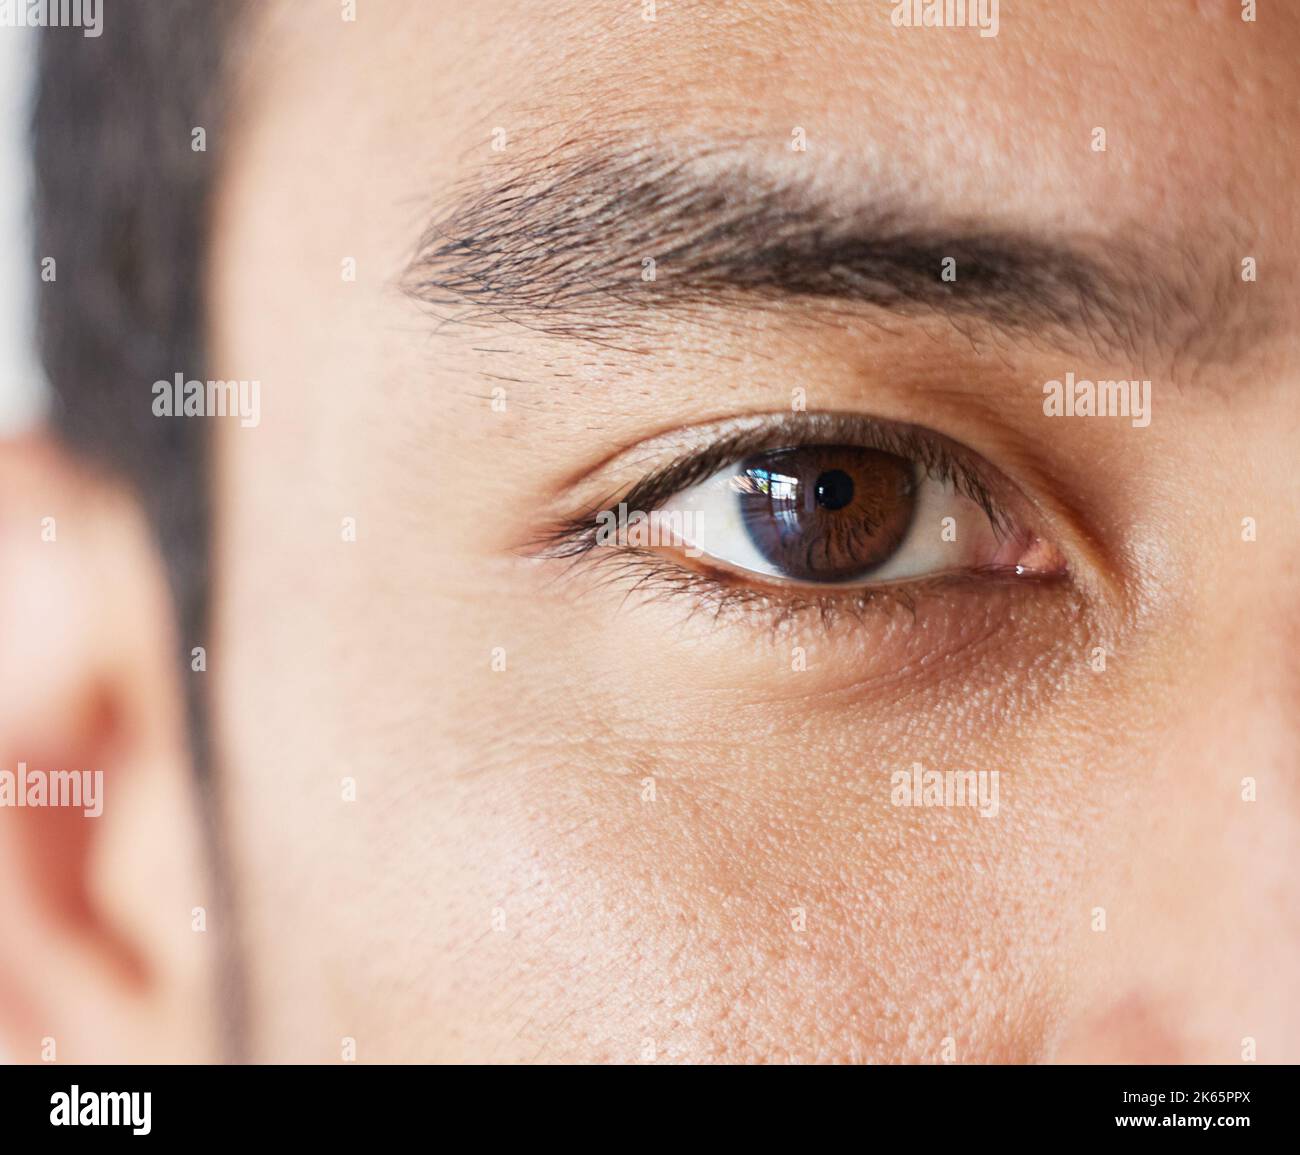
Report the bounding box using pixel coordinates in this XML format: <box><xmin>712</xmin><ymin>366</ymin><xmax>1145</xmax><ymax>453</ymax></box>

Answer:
<box><xmin>548</xmin><ymin>540</ymin><xmax>1073</xmax><ymax>657</ymax></box>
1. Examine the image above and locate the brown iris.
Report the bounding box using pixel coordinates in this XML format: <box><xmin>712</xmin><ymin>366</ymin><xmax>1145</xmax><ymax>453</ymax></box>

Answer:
<box><xmin>732</xmin><ymin>446</ymin><xmax>917</xmax><ymax>582</ymax></box>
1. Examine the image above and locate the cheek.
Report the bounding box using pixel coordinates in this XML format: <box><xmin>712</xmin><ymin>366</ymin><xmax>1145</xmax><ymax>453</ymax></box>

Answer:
<box><xmin>432</xmin><ymin>684</ymin><xmax>1097</xmax><ymax>1062</ymax></box>
<box><xmin>422</xmin><ymin>554</ymin><xmax>1109</xmax><ymax>1061</ymax></box>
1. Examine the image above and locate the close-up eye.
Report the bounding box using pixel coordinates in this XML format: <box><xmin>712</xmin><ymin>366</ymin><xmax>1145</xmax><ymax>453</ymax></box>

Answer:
<box><xmin>556</xmin><ymin>415</ymin><xmax>1069</xmax><ymax>604</ymax></box>
<box><xmin>656</xmin><ymin>441</ymin><xmax>1062</xmax><ymax>587</ymax></box>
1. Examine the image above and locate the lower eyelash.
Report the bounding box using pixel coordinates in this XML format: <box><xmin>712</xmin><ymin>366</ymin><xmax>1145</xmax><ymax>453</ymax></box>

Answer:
<box><xmin>540</xmin><ymin>538</ymin><xmax>1062</xmax><ymax>638</ymax></box>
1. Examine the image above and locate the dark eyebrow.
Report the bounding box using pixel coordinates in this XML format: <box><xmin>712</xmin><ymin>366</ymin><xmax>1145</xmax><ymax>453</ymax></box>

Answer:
<box><xmin>402</xmin><ymin>142</ymin><xmax>1256</xmax><ymax>368</ymax></box>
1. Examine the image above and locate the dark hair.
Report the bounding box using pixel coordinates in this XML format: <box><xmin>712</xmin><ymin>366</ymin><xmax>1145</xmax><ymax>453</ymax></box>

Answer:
<box><xmin>32</xmin><ymin>1</ymin><xmax>235</xmax><ymax>665</ymax></box>
<box><xmin>32</xmin><ymin>0</ymin><xmax>246</xmax><ymax>1053</ymax></box>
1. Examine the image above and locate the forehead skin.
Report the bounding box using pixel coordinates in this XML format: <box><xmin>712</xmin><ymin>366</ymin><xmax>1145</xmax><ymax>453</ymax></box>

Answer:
<box><xmin>208</xmin><ymin>1</ymin><xmax>1300</xmax><ymax>1061</ymax></box>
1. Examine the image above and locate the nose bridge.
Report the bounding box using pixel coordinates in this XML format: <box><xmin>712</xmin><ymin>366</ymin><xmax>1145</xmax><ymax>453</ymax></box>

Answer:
<box><xmin>1054</xmin><ymin>542</ymin><xmax>1300</xmax><ymax>1063</ymax></box>
<box><xmin>1164</xmin><ymin>550</ymin><xmax>1300</xmax><ymax>877</ymax></box>
<box><xmin>1140</xmin><ymin>553</ymin><xmax>1300</xmax><ymax>1059</ymax></box>
<box><xmin>1192</xmin><ymin>546</ymin><xmax>1300</xmax><ymax>783</ymax></box>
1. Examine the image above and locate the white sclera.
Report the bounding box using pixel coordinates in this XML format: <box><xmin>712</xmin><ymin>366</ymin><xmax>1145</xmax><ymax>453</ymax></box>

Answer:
<box><xmin>657</xmin><ymin>459</ymin><xmax>1005</xmax><ymax>586</ymax></box>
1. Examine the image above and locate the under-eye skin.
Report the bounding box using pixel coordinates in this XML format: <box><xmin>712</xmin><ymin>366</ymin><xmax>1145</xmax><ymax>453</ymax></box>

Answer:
<box><xmin>535</xmin><ymin>412</ymin><xmax>1069</xmax><ymax>629</ymax></box>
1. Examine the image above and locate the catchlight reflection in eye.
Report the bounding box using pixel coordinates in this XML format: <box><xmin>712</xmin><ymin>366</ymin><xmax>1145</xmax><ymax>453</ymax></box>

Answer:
<box><xmin>658</xmin><ymin>443</ymin><xmax>1060</xmax><ymax>587</ymax></box>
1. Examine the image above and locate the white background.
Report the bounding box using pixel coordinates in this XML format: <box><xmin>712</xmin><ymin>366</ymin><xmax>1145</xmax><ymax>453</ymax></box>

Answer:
<box><xmin>0</xmin><ymin>28</ymin><xmax>48</xmax><ymax>434</ymax></box>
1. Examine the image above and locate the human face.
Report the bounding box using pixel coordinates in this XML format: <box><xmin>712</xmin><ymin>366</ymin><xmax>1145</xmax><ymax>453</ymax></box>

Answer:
<box><xmin>206</xmin><ymin>0</ymin><xmax>1300</xmax><ymax>1062</ymax></box>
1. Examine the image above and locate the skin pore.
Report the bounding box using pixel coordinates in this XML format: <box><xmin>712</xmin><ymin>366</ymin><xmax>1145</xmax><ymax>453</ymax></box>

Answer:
<box><xmin>2</xmin><ymin>1</ymin><xmax>1294</xmax><ymax>1065</ymax></box>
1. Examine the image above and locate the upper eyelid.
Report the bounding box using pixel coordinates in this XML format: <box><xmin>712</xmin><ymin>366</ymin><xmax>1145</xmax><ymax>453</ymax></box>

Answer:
<box><xmin>629</xmin><ymin>416</ymin><xmax>1013</xmax><ymax>531</ymax></box>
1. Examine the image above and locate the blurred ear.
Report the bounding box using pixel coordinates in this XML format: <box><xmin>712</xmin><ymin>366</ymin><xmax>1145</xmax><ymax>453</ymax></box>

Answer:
<box><xmin>0</xmin><ymin>436</ymin><xmax>215</xmax><ymax>1063</ymax></box>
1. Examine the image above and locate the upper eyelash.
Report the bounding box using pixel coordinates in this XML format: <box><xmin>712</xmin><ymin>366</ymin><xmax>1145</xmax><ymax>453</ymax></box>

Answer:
<box><xmin>534</xmin><ymin>412</ymin><xmax>1018</xmax><ymax>560</ymax></box>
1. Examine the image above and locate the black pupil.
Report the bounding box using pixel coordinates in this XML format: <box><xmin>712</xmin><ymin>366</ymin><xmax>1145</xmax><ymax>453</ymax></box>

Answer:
<box><xmin>814</xmin><ymin>469</ymin><xmax>854</xmax><ymax>511</ymax></box>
